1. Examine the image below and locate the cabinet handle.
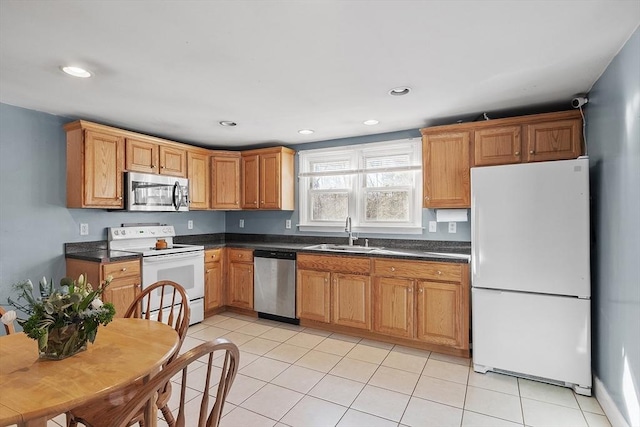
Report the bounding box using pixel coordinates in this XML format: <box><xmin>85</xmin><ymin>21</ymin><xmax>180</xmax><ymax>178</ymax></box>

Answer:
<box><xmin>419</xmin><ymin>288</ymin><xmax>423</xmax><ymax>293</ymax></box>
<box><xmin>325</xmin><ymin>278</ymin><xmax>328</xmax><ymax>283</ymax></box>
<box><xmin>390</xmin><ymin>267</ymin><xmax>395</xmax><ymax>272</ymax></box>
<box><xmin>514</xmin><ymin>151</ymin><xmax>520</xmax><ymax>156</ymax></box>
<box><xmin>161</xmin><ymin>165</ymin><xmax>166</xmax><ymax>169</ymax></box>
<box><xmin>206</xmin><ymin>269</ymin><xmax>211</xmax><ymax>273</ymax></box>
<box><xmin>425</xmin><ymin>195</ymin><xmax>430</xmax><ymax>201</ymax></box>
<box><xmin>121</xmin><ymin>267</ymin><xmax>127</xmax><ymax>272</ymax></box>
<box><xmin>437</xmin><ymin>270</ymin><xmax>442</xmax><ymax>275</ymax></box>
<box><xmin>529</xmin><ymin>150</ymin><xmax>535</xmax><ymax>154</ymax></box>
<box><xmin>408</xmin><ymin>287</ymin><xmax>412</xmax><ymax>293</ymax></box>
<box><xmin>151</xmin><ymin>164</ymin><xmax>156</xmax><ymax>168</ymax></box>
<box><xmin>118</xmin><ymin>197</ymin><xmax>123</xmax><ymax>200</ymax></box>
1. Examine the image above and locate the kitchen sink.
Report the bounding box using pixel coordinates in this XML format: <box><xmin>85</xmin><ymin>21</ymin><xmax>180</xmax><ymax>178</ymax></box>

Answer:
<box><xmin>303</xmin><ymin>243</ymin><xmax>383</xmax><ymax>253</ymax></box>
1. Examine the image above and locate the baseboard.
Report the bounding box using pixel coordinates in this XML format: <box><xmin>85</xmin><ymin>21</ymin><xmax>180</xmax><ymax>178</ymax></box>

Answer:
<box><xmin>594</xmin><ymin>375</ymin><xmax>631</xmax><ymax>427</ymax></box>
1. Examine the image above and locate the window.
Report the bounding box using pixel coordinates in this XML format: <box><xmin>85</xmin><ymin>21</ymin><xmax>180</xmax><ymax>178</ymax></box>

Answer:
<box><xmin>299</xmin><ymin>139</ymin><xmax>422</xmax><ymax>234</ymax></box>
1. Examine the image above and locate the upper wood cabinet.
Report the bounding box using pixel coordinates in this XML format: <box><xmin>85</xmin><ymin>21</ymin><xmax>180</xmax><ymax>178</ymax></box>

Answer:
<box><xmin>211</xmin><ymin>152</ymin><xmax>241</xmax><ymax>210</ymax></box>
<box><xmin>421</xmin><ymin>110</ymin><xmax>583</xmax><ymax>208</ymax></box>
<box><xmin>125</xmin><ymin>138</ymin><xmax>187</xmax><ymax>177</ymax></box>
<box><xmin>187</xmin><ymin>149</ymin><xmax>210</xmax><ymax>210</ymax></box>
<box><xmin>422</xmin><ymin>131</ymin><xmax>471</xmax><ymax>208</ymax></box>
<box><xmin>241</xmin><ymin>147</ymin><xmax>295</xmax><ymax>210</ymax></box>
<box><xmin>65</xmin><ymin>122</ymin><xmax>125</xmax><ymax>208</ymax></box>
<box><xmin>473</xmin><ymin>126</ymin><xmax>522</xmax><ymax>166</ymax></box>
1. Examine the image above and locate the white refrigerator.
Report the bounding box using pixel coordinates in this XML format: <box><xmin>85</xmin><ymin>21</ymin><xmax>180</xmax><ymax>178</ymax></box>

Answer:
<box><xmin>471</xmin><ymin>157</ymin><xmax>592</xmax><ymax>396</ymax></box>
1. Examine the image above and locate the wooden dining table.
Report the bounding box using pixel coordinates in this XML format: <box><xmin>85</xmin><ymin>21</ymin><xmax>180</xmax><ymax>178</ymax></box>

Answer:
<box><xmin>0</xmin><ymin>318</ymin><xmax>179</xmax><ymax>427</ymax></box>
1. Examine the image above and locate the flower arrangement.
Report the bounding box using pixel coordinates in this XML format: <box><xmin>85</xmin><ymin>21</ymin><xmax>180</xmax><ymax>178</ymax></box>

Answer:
<box><xmin>3</xmin><ymin>274</ymin><xmax>116</xmax><ymax>359</ymax></box>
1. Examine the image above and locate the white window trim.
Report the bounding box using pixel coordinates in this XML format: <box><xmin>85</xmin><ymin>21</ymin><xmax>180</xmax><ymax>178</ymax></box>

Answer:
<box><xmin>298</xmin><ymin>139</ymin><xmax>423</xmax><ymax>235</ymax></box>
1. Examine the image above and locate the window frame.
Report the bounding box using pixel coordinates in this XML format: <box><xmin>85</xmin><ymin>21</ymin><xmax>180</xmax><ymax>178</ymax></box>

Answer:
<box><xmin>298</xmin><ymin>139</ymin><xmax>423</xmax><ymax>234</ymax></box>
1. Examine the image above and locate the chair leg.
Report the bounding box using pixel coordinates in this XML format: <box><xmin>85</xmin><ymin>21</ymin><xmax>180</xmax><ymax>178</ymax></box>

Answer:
<box><xmin>66</xmin><ymin>413</ymin><xmax>78</xmax><ymax>427</ymax></box>
<box><xmin>160</xmin><ymin>404</ymin><xmax>175</xmax><ymax>427</ymax></box>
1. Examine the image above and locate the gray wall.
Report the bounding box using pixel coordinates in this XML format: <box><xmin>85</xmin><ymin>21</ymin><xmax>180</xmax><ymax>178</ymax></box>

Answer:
<box><xmin>587</xmin><ymin>28</ymin><xmax>639</xmax><ymax>426</ymax></box>
<box><xmin>0</xmin><ymin>103</ymin><xmax>225</xmax><ymax>308</ymax></box>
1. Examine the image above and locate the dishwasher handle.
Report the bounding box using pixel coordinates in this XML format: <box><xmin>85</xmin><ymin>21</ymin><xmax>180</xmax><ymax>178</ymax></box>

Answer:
<box><xmin>253</xmin><ymin>250</ymin><xmax>296</xmax><ymax>260</ymax></box>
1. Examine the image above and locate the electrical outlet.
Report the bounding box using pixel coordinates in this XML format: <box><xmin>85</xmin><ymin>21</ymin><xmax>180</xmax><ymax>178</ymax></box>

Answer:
<box><xmin>239</xmin><ymin>219</ymin><xmax>245</xmax><ymax>228</ymax></box>
<box><xmin>285</xmin><ymin>219</ymin><xmax>292</xmax><ymax>229</ymax></box>
<box><xmin>428</xmin><ymin>221</ymin><xmax>437</xmax><ymax>233</ymax></box>
<box><xmin>448</xmin><ymin>222</ymin><xmax>457</xmax><ymax>233</ymax></box>
<box><xmin>80</xmin><ymin>223</ymin><xmax>89</xmax><ymax>236</ymax></box>
<box><xmin>187</xmin><ymin>220</ymin><xmax>193</xmax><ymax>230</ymax></box>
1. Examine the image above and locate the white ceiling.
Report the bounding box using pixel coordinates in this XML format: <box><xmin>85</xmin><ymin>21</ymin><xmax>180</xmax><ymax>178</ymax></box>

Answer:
<box><xmin>1</xmin><ymin>1</ymin><xmax>638</xmax><ymax>148</ymax></box>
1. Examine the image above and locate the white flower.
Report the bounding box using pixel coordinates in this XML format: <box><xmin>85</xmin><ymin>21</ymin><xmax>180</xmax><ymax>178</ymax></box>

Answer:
<box><xmin>1</xmin><ymin>309</ymin><xmax>17</xmax><ymax>325</ymax></box>
<box><xmin>40</xmin><ymin>276</ymin><xmax>48</xmax><ymax>288</ymax></box>
<box><xmin>91</xmin><ymin>298</ymin><xmax>104</xmax><ymax>310</ymax></box>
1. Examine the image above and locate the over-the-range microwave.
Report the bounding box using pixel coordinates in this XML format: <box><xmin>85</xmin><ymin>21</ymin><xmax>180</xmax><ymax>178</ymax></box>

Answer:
<box><xmin>126</xmin><ymin>171</ymin><xmax>189</xmax><ymax>212</ymax></box>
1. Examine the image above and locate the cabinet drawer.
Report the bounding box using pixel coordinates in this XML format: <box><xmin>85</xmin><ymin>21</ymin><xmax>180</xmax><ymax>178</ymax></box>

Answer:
<box><xmin>297</xmin><ymin>254</ymin><xmax>370</xmax><ymax>274</ymax></box>
<box><xmin>227</xmin><ymin>248</ymin><xmax>253</xmax><ymax>263</ymax></box>
<box><xmin>103</xmin><ymin>260</ymin><xmax>140</xmax><ymax>280</ymax></box>
<box><xmin>205</xmin><ymin>248</ymin><xmax>222</xmax><ymax>263</ymax></box>
<box><xmin>372</xmin><ymin>259</ymin><xmax>462</xmax><ymax>282</ymax></box>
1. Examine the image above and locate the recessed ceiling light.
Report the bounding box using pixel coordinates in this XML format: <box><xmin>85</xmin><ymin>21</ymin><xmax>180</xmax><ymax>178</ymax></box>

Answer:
<box><xmin>298</xmin><ymin>129</ymin><xmax>314</xmax><ymax>135</ymax></box>
<box><xmin>363</xmin><ymin>119</ymin><xmax>379</xmax><ymax>125</ymax></box>
<box><xmin>61</xmin><ymin>66</ymin><xmax>92</xmax><ymax>78</ymax></box>
<box><xmin>389</xmin><ymin>86</ymin><xmax>411</xmax><ymax>96</ymax></box>
<box><xmin>219</xmin><ymin>121</ymin><xmax>237</xmax><ymax>127</ymax></box>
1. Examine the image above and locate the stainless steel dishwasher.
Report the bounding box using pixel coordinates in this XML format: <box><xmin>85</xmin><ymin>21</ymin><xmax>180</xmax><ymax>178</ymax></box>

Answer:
<box><xmin>253</xmin><ymin>249</ymin><xmax>298</xmax><ymax>324</ymax></box>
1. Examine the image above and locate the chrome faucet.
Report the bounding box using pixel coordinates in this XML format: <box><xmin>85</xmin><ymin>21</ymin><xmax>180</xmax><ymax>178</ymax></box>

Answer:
<box><xmin>345</xmin><ymin>216</ymin><xmax>358</xmax><ymax>246</ymax></box>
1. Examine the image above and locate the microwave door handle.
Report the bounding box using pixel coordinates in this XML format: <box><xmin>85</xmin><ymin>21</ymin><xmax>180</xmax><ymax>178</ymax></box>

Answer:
<box><xmin>172</xmin><ymin>182</ymin><xmax>182</xmax><ymax>210</ymax></box>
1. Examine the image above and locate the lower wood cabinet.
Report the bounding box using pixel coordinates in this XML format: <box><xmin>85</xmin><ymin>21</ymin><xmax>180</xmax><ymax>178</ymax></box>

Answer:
<box><xmin>66</xmin><ymin>258</ymin><xmax>141</xmax><ymax>318</ymax></box>
<box><xmin>373</xmin><ymin>277</ymin><xmax>414</xmax><ymax>338</ymax></box>
<box><xmin>296</xmin><ymin>254</ymin><xmax>371</xmax><ymax>329</ymax></box>
<box><xmin>204</xmin><ymin>248</ymin><xmax>224</xmax><ymax>311</ymax></box>
<box><xmin>372</xmin><ymin>258</ymin><xmax>469</xmax><ymax>350</ymax></box>
<box><xmin>226</xmin><ymin>248</ymin><xmax>254</xmax><ymax>309</ymax></box>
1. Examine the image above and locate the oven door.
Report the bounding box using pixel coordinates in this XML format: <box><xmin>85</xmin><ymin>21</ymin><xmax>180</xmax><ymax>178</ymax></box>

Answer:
<box><xmin>141</xmin><ymin>250</ymin><xmax>204</xmax><ymax>313</ymax></box>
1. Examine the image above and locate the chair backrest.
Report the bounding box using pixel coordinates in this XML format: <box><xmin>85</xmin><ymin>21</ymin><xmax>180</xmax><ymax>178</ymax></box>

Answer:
<box><xmin>0</xmin><ymin>306</ymin><xmax>16</xmax><ymax>335</ymax></box>
<box><xmin>124</xmin><ymin>280</ymin><xmax>191</xmax><ymax>364</ymax></box>
<box><xmin>109</xmin><ymin>338</ymin><xmax>240</xmax><ymax>427</ymax></box>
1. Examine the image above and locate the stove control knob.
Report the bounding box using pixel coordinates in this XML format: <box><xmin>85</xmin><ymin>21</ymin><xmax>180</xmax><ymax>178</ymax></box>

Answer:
<box><xmin>114</xmin><ymin>230</ymin><xmax>119</xmax><ymax>236</ymax></box>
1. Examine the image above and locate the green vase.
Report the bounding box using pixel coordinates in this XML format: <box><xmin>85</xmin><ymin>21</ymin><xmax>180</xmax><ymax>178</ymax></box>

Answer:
<box><xmin>38</xmin><ymin>322</ymin><xmax>89</xmax><ymax>360</ymax></box>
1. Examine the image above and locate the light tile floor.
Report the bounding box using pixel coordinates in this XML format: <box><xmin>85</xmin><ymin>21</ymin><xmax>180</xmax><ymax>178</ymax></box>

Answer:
<box><xmin>45</xmin><ymin>312</ymin><xmax>611</xmax><ymax>427</ymax></box>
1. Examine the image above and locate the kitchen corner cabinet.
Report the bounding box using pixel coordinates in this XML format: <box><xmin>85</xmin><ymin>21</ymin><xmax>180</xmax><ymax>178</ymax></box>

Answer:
<box><xmin>297</xmin><ymin>254</ymin><xmax>371</xmax><ymax>329</ymax></box>
<box><xmin>125</xmin><ymin>138</ymin><xmax>187</xmax><ymax>177</ymax></box>
<box><xmin>211</xmin><ymin>152</ymin><xmax>241</xmax><ymax>210</ymax></box>
<box><xmin>241</xmin><ymin>147</ymin><xmax>295</xmax><ymax>210</ymax></box>
<box><xmin>422</xmin><ymin>131</ymin><xmax>471</xmax><ymax>208</ymax></box>
<box><xmin>66</xmin><ymin>258</ymin><xmax>141</xmax><ymax>318</ymax></box>
<box><xmin>226</xmin><ymin>248</ymin><xmax>254</xmax><ymax>309</ymax></box>
<box><xmin>372</xmin><ymin>258</ymin><xmax>469</xmax><ymax>350</ymax></box>
<box><xmin>187</xmin><ymin>149</ymin><xmax>210</xmax><ymax>210</ymax></box>
<box><xmin>204</xmin><ymin>248</ymin><xmax>224</xmax><ymax>310</ymax></box>
<box><xmin>65</xmin><ymin>122</ymin><xmax>125</xmax><ymax>208</ymax></box>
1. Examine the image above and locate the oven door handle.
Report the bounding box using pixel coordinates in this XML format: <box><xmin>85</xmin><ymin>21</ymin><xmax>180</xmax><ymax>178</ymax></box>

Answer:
<box><xmin>142</xmin><ymin>251</ymin><xmax>203</xmax><ymax>263</ymax></box>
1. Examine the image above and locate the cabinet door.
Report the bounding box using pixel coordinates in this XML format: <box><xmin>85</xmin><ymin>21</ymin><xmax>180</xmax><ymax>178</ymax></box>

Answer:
<box><xmin>422</xmin><ymin>131</ymin><xmax>470</xmax><ymax>208</ymax></box>
<box><xmin>416</xmin><ymin>281</ymin><xmax>462</xmax><ymax>347</ymax></box>
<box><xmin>525</xmin><ymin>119</ymin><xmax>582</xmax><ymax>162</ymax></box>
<box><xmin>473</xmin><ymin>126</ymin><xmax>522</xmax><ymax>166</ymax></box>
<box><xmin>102</xmin><ymin>276</ymin><xmax>141</xmax><ymax>318</ymax></box>
<box><xmin>84</xmin><ymin>130</ymin><xmax>124</xmax><ymax>207</ymax></box>
<box><xmin>126</xmin><ymin>138</ymin><xmax>159</xmax><ymax>173</ymax></box>
<box><xmin>259</xmin><ymin>152</ymin><xmax>281</xmax><ymax>209</ymax></box>
<box><xmin>187</xmin><ymin>151</ymin><xmax>210</xmax><ymax>209</ymax></box>
<box><xmin>205</xmin><ymin>261</ymin><xmax>223</xmax><ymax>310</ymax></box>
<box><xmin>227</xmin><ymin>262</ymin><xmax>254</xmax><ymax>309</ymax></box>
<box><xmin>211</xmin><ymin>155</ymin><xmax>241</xmax><ymax>209</ymax></box>
<box><xmin>241</xmin><ymin>154</ymin><xmax>259</xmax><ymax>209</ymax></box>
<box><xmin>373</xmin><ymin>277</ymin><xmax>414</xmax><ymax>338</ymax></box>
<box><xmin>159</xmin><ymin>145</ymin><xmax>187</xmax><ymax>177</ymax></box>
<box><xmin>296</xmin><ymin>269</ymin><xmax>331</xmax><ymax>323</ymax></box>
<box><xmin>332</xmin><ymin>273</ymin><xmax>371</xmax><ymax>330</ymax></box>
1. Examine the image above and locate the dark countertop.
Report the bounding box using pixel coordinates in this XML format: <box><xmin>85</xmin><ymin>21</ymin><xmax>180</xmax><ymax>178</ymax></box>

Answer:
<box><xmin>65</xmin><ymin>234</ymin><xmax>470</xmax><ymax>264</ymax></box>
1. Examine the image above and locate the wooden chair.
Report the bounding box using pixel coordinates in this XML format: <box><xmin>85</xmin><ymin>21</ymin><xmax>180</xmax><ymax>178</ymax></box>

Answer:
<box><xmin>110</xmin><ymin>339</ymin><xmax>239</xmax><ymax>427</ymax></box>
<box><xmin>0</xmin><ymin>306</ymin><xmax>16</xmax><ymax>335</ymax></box>
<box><xmin>67</xmin><ymin>280</ymin><xmax>191</xmax><ymax>427</ymax></box>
